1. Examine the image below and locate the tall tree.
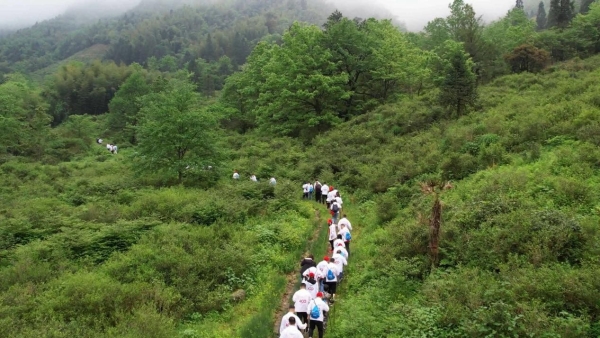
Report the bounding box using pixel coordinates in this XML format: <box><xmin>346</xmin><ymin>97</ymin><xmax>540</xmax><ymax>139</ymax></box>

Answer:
<box><xmin>108</xmin><ymin>67</ymin><xmax>151</xmax><ymax>144</ymax></box>
<box><xmin>436</xmin><ymin>40</ymin><xmax>477</xmax><ymax>117</ymax></box>
<box><xmin>135</xmin><ymin>78</ymin><xmax>220</xmax><ymax>182</ymax></box>
<box><xmin>515</xmin><ymin>0</ymin><xmax>525</xmax><ymax>9</ymax></box>
<box><xmin>581</xmin><ymin>0</ymin><xmax>595</xmax><ymax>13</ymax></box>
<box><xmin>547</xmin><ymin>0</ymin><xmax>575</xmax><ymax>28</ymax></box>
<box><xmin>537</xmin><ymin>1</ymin><xmax>548</xmax><ymax>30</ymax></box>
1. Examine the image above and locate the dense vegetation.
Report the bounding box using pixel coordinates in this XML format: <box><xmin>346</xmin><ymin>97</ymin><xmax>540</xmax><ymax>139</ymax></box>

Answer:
<box><xmin>2</xmin><ymin>0</ymin><xmax>600</xmax><ymax>336</ymax></box>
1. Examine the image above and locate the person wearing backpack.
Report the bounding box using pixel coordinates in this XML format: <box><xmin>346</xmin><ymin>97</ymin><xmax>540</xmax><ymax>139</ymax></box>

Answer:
<box><xmin>330</xmin><ymin>200</ymin><xmax>341</xmax><ymax>224</ymax></box>
<box><xmin>308</xmin><ymin>292</ymin><xmax>330</xmax><ymax>338</ymax></box>
<box><xmin>324</xmin><ymin>258</ymin><xmax>339</xmax><ymax>302</ymax></box>
<box><xmin>338</xmin><ymin>223</ymin><xmax>352</xmax><ymax>255</ymax></box>
<box><xmin>308</xmin><ymin>182</ymin><xmax>314</xmax><ymax>200</ymax></box>
<box><xmin>314</xmin><ymin>181</ymin><xmax>322</xmax><ymax>203</ymax></box>
<box><xmin>316</xmin><ymin>256</ymin><xmax>329</xmax><ymax>292</ymax></box>
<box><xmin>280</xmin><ymin>315</ymin><xmax>305</xmax><ymax>338</ymax></box>
<box><xmin>338</xmin><ymin>214</ymin><xmax>352</xmax><ymax>231</ymax></box>
<box><xmin>292</xmin><ymin>283</ymin><xmax>312</xmax><ymax>326</ymax></box>
<box><xmin>333</xmin><ymin>234</ymin><xmax>345</xmax><ymax>250</ymax></box>
<box><xmin>300</xmin><ymin>254</ymin><xmax>316</xmax><ymax>281</ymax></box>
<box><xmin>279</xmin><ymin>305</ymin><xmax>307</xmax><ymax>335</ymax></box>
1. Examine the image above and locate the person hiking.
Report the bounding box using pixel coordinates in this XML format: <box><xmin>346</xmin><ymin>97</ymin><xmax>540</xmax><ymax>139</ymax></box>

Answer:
<box><xmin>307</xmin><ymin>292</ymin><xmax>330</xmax><ymax>338</ymax></box>
<box><xmin>300</xmin><ymin>254</ymin><xmax>316</xmax><ymax>280</ymax></box>
<box><xmin>112</xmin><ymin>145</ymin><xmax>118</xmax><ymax>154</ymax></box>
<box><xmin>334</xmin><ymin>243</ymin><xmax>349</xmax><ymax>260</ymax></box>
<box><xmin>328</xmin><ymin>219</ymin><xmax>338</xmax><ymax>251</ymax></box>
<box><xmin>332</xmin><ymin>249</ymin><xmax>348</xmax><ymax>282</ymax></box>
<box><xmin>250</xmin><ymin>174</ymin><xmax>257</xmax><ymax>182</ymax></box>
<box><xmin>279</xmin><ymin>304</ymin><xmax>307</xmax><ymax>335</ymax></box>
<box><xmin>292</xmin><ymin>283</ymin><xmax>312</xmax><ymax>326</ymax></box>
<box><xmin>302</xmin><ymin>266</ymin><xmax>318</xmax><ymax>281</ymax></box>
<box><xmin>302</xmin><ymin>182</ymin><xmax>310</xmax><ymax>199</ymax></box>
<box><xmin>308</xmin><ymin>182</ymin><xmax>314</xmax><ymax>200</ymax></box>
<box><xmin>316</xmin><ymin>256</ymin><xmax>329</xmax><ymax>292</ymax></box>
<box><xmin>338</xmin><ymin>214</ymin><xmax>352</xmax><ymax>231</ymax></box>
<box><xmin>232</xmin><ymin>170</ymin><xmax>240</xmax><ymax>179</ymax></box>
<box><xmin>324</xmin><ymin>258</ymin><xmax>339</xmax><ymax>302</ymax></box>
<box><xmin>334</xmin><ymin>192</ymin><xmax>343</xmax><ymax>213</ymax></box>
<box><xmin>304</xmin><ymin>272</ymin><xmax>319</xmax><ymax>299</ymax></box>
<box><xmin>96</xmin><ymin>138</ymin><xmax>102</xmax><ymax>144</ymax></box>
<box><xmin>333</xmin><ymin>234</ymin><xmax>345</xmax><ymax>250</ymax></box>
<box><xmin>270</xmin><ymin>177</ymin><xmax>277</xmax><ymax>185</ymax></box>
<box><xmin>326</xmin><ymin>186</ymin><xmax>336</xmax><ymax>209</ymax></box>
<box><xmin>320</xmin><ymin>183</ymin><xmax>329</xmax><ymax>205</ymax></box>
<box><xmin>339</xmin><ymin>223</ymin><xmax>352</xmax><ymax>254</ymax></box>
<box><xmin>330</xmin><ymin>199</ymin><xmax>341</xmax><ymax>224</ymax></box>
<box><xmin>280</xmin><ymin>316</ymin><xmax>305</xmax><ymax>338</ymax></box>
<box><xmin>106</xmin><ymin>143</ymin><xmax>112</xmax><ymax>152</ymax></box>
<box><xmin>314</xmin><ymin>180</ymin><xmax>322</xmax><ymax>203</ymax></box>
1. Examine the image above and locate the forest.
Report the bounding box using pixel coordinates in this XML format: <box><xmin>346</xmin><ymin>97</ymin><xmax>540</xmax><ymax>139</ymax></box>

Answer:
<box><xmin>1</xmin><ymin>0</ymin><xmax>600</xmax><ymax>336</ymax></box>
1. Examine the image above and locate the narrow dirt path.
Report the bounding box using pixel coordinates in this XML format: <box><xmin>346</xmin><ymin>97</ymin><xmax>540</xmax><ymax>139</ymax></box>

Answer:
<box><xmin>272</xmin><ymin>207</ymin><xmax>325</xmax><ymax>337</ymax></box>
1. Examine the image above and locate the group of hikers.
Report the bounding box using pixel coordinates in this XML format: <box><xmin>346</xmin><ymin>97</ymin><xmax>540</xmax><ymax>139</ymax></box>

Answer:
<box><xmin>96</xmin><ymin>138</ymin><xmax>117</xmax><ymax>154</ymax></box>
<box><xmin>278</xmin><ymin>181</ymin><xmax>353</xmax><ymax>338</ymax></box>
<box><xmin>233</xmin><ymin>170</ymin><xmax>276</xmax><ymax>185</ymax></box>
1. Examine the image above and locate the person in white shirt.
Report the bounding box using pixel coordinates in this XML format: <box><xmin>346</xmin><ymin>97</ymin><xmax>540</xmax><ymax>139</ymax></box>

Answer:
<box><xmin>332</xmin><ymin>249</ymin><xmax>348</xmax><ymax>281</ymax></box>
<box><xmin>280</xmin><ymin>316</ymin><xmax>305</xmax><ymax>338</ymax></box>
<box><xmin>316</xmin><ymin>256</ymin><xmax>329</xmax><ymax>292</ymax></box>
<box><xmin>250</xmin><ymin>174</ymin><xmax>257</xmax><ymax>182</ymax></box>
<box><xmin>339</xmin><ymin>223</ymin><xmax>352</xmax><ymax>254</ymax></box>
<box><xmin>97</xmin><ymin>138</ymin><xmax>103</xmax><ymax>144</ymax></box>
<box><xmin>333</xmin><ymin>234</ymin><xmax>345</xmax><ymax>249</ymax></box>
<box><xmin>308</xmin><ymin>183</ymin><xmax>314</xmax><ymax>200</ymax></box>
<box><xmin>279</xmin><ymin>305</ymin><xmax>307</xmax><ymax>335</ymax></box>
<box><xmin>326</xmin><ymin>186</ymin><xmax>336</xmax><ymax>209</ymax></box>
<box><xmin>334</xmin><ymin>243</ymin><xmax>349</xmax><ymax>260</ymax></box>
<box><xmin>324</xmin><ymin>260</ymin><xmax>339</xmax><ymax>301</ymax></box>
<box><xmin>302</xmin><ymin>182</ymin><xmax>310</xmax><ymax>199</ymax></box>
<box><xmin>338</xmin><ymin>215</ymin><xmax>352</xmax><ymax>231</ymax></box>
<box><xmin>112</xmin><ymin>145</ymin><xmax>118</xmax><ymax>154</ymax></box>
<box><xmin>106</xmin><ymin>144</ymin><xmax>112</xmax><ymax>152</ymax></box>
<box><xmin>233</xmin><ymin>170</ymin><xmax>240</xmax><ymax>179</ymax></box>
<box><xmin>320</xmin><ymin>183</ymin><xmax>329</xmax><ymax>205</ymax></box>
<box><xmin>302</xmin><ymin>266</ymin><xmax>318</xmax><ymax>280</ymax></box>
<box><xmin>270</xmin><ymin>177</ymin><xmax>277</xmax><ymax>185</ymax></box>
<box><xmin>307</xmin><ymin>292</ymin><xmax>330</xmax><ymax>338</ymax></box>
<box><xmin>328</xmin><ymin>219</ymin><xmax>338</xmax><ymax>251</ymax></box>
<box><xmin>292</xmin><ymin>283</ymin><xmax>312</xmax><ymax>326</ymax></box>
<box><xmin>304</xmin><ymin>272</ymin><xmax>319</xmax><ymax>299</ymax></box>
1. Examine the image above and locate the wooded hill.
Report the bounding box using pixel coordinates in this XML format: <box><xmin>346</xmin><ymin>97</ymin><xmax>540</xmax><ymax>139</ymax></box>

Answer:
<box><xmin>1</xmin><ymin>0</ymin><xmax>600</xmax><ymax>336</ymax></box>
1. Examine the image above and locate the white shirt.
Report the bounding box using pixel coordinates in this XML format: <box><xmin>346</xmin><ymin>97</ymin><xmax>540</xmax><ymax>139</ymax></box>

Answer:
<box><xmin>292</xmin><ymin>289</ymin><xmax>312</xmax><ymax>312</ymax></box>
<box><xmin>304</xmin><ymin>278</ymin><xmax>318</xmax><ymax>299</ymax></box>
<box><xmin>316</xmin><ymin>260</ymin><xmax>329</xmax><ymax>279</ymax></box>
<box><xmin>279</xmin><ymin>325</ymin><xmax>304</xmax><ymax>338</ymax></box>
<box><xmin>339</xmin><ymin>227</ymin><xmax>351</xmax><ymax>242</ymax></box>
<box><xmin>333</xmin><ymin>238</ymin><xmax>345</xmax><ymax>248</ymax></box>
<box><xmin>325</xmin><ymin>262</ymin><xmax>339</xmax><ymax>282</ymax></box>
<box><xmin>326</xmin><ymin>190</ymin><xmax>336</xmax><ymax>202</ymax></box>
<box><xmin>302</xmin><ymin>266</ymin><xmax>317</xmax><ymax>279</ymax></box>
<box><xmin>307</xmin><ymin>298</ymin><xmax>330</xmax><ymax>322</ymax></box>
<box><xmin>106</xmin><ymin>144</ymin><xmax>111</xmax><ymax>150</ymax></box>
<box><xmin>335</xmin><ymin>196</ymin><xmax>343</xmax><ymax>205</ymax></box>
<box><xmin>270</xmin><ymin>177</ymin><xmax>276</xmax><ymax>185</ymax></box>
<box><xmin>328</xmin><ymin>224</ymin><xmax>338</xmax><ymax>241</ymax></box>
<box><xmin>279</xmin><ymin>312</ymin><xmax>307</xmax><ymax>334</ymax></box>
<box><xmin>338</xmin><ymin>217</ymin><xmax>352</xmax><ymax>231</ymax></box>
<box><xmin>330</xmin><ymin>201</ymin><xmax>341</xmax><ymax>212</ymax></box>
<box><xmin>334</xmin><ymin>246</ymin><xmax>349</xmax><ymax>260</ymax></box>
<box><xmin>302</xmin><ymin>183</ymin><xmax>310</xmax><ymax>193</ymax></box>
<box><xmin>332</xmin><ymin>253</ymin><xmax>347</xmax><ymax>273</ymax></box>
<box><xmin>233</xmin><ymin>172</ymin><xmax>240</xmax><ymax>179</ymax></box>
<box><xmin>321</xmin><ymin>184</ymin><xmax>329</xmax><ymax>195</ymax></box>
<box><xmin>250</xmin><ymin>175</ymin><xmax>257</xmax><ymax>182</ymax></box>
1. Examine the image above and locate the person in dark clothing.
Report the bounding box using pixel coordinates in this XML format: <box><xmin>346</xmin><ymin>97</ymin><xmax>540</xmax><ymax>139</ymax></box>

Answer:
<box><xmin>314</xmin><ymin>181</ymin><xmax>322</xmax><ymax>203</ymax></box>
<box><xmin>300</xmin><ymin>254</ymin><xmax>316</xmax><ymax>280</ymax></box>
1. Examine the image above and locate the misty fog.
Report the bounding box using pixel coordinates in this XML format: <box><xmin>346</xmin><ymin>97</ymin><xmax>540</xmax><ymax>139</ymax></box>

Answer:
<box><xmin>0</xmin><ymin>0</ymin><xmax>514</xmax><ymax>31</ymax></box>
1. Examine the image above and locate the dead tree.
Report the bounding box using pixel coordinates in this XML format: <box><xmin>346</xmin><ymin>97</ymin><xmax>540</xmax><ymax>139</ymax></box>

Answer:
<box><xmin>420</xmin><ymin>180</ymin><xmax>452</xmax><ymax>268</ymax></box>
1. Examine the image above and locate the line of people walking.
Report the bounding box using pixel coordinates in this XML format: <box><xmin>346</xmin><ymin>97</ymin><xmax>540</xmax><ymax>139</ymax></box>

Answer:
<box><xmin>279</xmin><ymin>185</ymin><xmax>353</xmax><ymax>338</ymax></box>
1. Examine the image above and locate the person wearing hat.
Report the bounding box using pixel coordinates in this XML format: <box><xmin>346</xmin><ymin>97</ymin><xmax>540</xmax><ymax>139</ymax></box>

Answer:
<box><xmin>324</xmin><ymin>258</ymin><xmax>339</xmax><ymax>301</ymax></box>
<box><xmin>339</xmin><ymin>223</ymin><xmax>352</xmax><ymax>254</ymax></box>
<box><xmin>304</xmin><ymin>272</ymin><xmax>319</xmax><ymax>299</ymax></box>
<box><xmin>307</xmin><ymin>292</ymin><xmax>330</xmax><ymax>338</ymax></box>
<box><xmin>292</xmin><ymin>283</ymin><xmax>312</xmax><ymax>326</ymax></box>
<box><xmin>300</xmin><ymin>254</ymin><xmax>316</xmax><ymax>281</ymax></box>
<box><xmin>279</xmin><ymin>304</ymin><xmax>307</xmax><ymax>335</ymax></box>
<box><xmin>328</xmin><ymin>219</ymin><xmax>337</xmax><ymax>251</ymax></box>
<box><xmin>316</xmin><ymin>256</ymin><xmax>330</xmax><ymax>292</ymax></box>
<box><xmin>279</xmin><ymin>315</ymin><xmax>305</xmax><ymax>338</ymax></box>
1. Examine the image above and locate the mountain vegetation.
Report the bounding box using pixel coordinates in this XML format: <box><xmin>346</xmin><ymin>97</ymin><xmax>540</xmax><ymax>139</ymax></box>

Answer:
<box><xmin>2</xmin><ymin>0</ymin><xmax>600</xmax><ymax>336</ymax></box>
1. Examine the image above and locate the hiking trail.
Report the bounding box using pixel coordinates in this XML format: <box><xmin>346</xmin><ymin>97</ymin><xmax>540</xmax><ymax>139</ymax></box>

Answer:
<box><xmin>272</xmin><ymin>207</ymin><xmax>327</xmax><ymax>337</ymax></box>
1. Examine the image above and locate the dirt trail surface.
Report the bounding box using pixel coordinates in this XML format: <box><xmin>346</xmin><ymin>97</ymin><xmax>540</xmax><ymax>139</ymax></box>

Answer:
<box><xmin>272</xmin><ymin>208</ymin><xmax>325</xmax><ymax>337</ymax></box>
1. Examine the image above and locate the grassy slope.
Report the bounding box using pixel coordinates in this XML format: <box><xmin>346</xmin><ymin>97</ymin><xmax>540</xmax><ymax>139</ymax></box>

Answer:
<box><xmin>30</xmin><ymin>43</ymin><xmax>110</xmax><ymax>81</ymax></box>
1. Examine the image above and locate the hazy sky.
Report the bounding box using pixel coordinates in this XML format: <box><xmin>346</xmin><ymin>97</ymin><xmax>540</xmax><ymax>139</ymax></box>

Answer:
<box><xmin>0</xmin><ymin>0</ymin><xmax>514</xmax><ymax>31</ymax></box>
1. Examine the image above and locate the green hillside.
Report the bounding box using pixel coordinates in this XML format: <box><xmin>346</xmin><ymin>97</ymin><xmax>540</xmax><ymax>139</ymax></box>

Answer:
<box><xmin>2</xmin><ymin>0</ymin><xmax>600</xmax><ymax>337</ymax></box>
